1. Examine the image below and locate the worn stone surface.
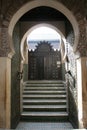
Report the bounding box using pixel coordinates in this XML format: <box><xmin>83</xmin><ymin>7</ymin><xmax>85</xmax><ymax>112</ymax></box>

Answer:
<box><xmin>16</xmin><ymin>122</ymin><xmax>73</xmax><ymax>130</ymax></box>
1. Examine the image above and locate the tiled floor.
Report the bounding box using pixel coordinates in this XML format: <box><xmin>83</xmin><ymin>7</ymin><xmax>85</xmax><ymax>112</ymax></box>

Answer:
<box><xmin>16</xmin><ymin>122</ymin><xmax>73</xmax><ymax>130</ymax></box>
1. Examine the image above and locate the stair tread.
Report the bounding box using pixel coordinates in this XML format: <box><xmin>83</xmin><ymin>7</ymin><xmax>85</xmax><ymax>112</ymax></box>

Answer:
<box><xmin>23</xmin><ymin>105</ymin><xmax>67</xmax><ymax>109</ymax></box>
<box><xmin>24</xmin><ymin>87</ymin><xmax>65</xmax><ymax>90</ymax></box>
<box><xmin>21</xmin><ymin>80</ymin><xmax>68</xmax><ymax>121</ymax></box>
<box><xmin>23</xmin><ymin>90</ymin><xmax>66</xmax><ymax>93</ymax></box>
<box><xmin>23</xmin><ymin>99</ymin><xmax>66</xmax><ymax>103</ymax></box>
<box><xmin>23</xmin><ymin>95</ymin><xmax>66</xmax><ymax>97</ymax></box>
<box><xmin>24</xmin><ymin>80</ymin><xmax>64</xmax><ymax>84</ymax></box>
<box><xmin>21</xmin><ymin>112</ymin><xmax>68</xmax><ymax>116</ymax></box>
<box><xmin>24</xmin><ymin>84</ymin><xmax>64</xmax><ymax>87</ymax></box>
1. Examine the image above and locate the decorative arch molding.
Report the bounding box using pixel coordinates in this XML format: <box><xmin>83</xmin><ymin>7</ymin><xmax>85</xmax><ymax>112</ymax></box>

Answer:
<box><xmin>3</xmin><ymin>0</ymin><xmax>80</xmax><ymax>57</ymax></box>
<box><xmin>20</xmin><ymin>23</ymin><xmax>66</xmax><ymax>62</ymax></box>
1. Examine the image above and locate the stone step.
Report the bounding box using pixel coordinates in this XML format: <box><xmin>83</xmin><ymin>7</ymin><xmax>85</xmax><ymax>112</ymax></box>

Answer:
<box><xmin>21</xmin><ymin>112</ymin><xmax>68</xmax><ymax>122</ymax></box>
<box><xmin>21</xmin><ymin>111</ymin><xmax>68</xmax><ymax>116</ymax></box>
<box><xmin>23</xmin><ymin>105</ymin><xmax>67</xmax><ymax>108</ymax></box>
<box><xmin>21</xmin><ymin>80</ymin><xmax>68</xmax><ymax>122</ymax></box>
<box><xmin>23</xmin><ymin>94</ymin><xmax>66</xmax><ymax>99</ymax></box>
<box><xmin>24</xmin><ymin>80</ymin><xmax>64</xmax><ymax>84</ymax></box>
<box><xmin>23</xmin><ymin>99</ymin><xmax>67</xmax><ymax>105</ymax></box>
<box><xmin>23</xmin><ymin>90</ymin><xmax>66</xmax><ymax>95</ymax></box>
<box><xmin>24</xmin><ymin>86</ymin><xmax>65</xmax><ymax>90</ymax></box>
<box><xmin>23</xmin><ymin>105</ymin><xmax>67</xmax><ymax>112</ymax></box>
<box><xmin>24</xmin><ymin>84</ymin><xmax>65</xmax><ymax>87</ymax></box>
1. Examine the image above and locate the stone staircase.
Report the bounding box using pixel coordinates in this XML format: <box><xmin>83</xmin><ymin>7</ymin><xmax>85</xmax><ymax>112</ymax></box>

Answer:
<box><xmin>21</xmin><ymin>80</ymin><xmax>68</xmax><ymax>122</ymax></box>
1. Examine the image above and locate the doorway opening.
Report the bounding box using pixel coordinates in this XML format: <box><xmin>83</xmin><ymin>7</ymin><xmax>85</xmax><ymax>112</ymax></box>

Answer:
<box><xmin>26</xmin><ymin>26</ymin><xmax>63</xmax><ymax>80</ymax></box>
<box><xmin>8</xmin><ymin>2</ymin><xmax>80</xmax><ymax>128</ymax></box>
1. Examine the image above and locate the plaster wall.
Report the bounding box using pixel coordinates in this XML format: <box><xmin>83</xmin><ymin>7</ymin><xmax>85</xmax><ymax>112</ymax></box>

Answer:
<box><xmin>0</xmin><ymin>57</ymin><xmax>11</xmax><ymax>128</ymax></box>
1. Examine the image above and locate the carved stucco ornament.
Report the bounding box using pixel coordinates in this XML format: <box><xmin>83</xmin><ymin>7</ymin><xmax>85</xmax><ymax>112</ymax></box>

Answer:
<box><xmin>76</xmin><ymin>16</ymin><xmax>87</xmax><ymax>57</ymax></box>
<box><xmin>0</xmin><ymin>27</ymin><xmax>11</xmax><ymax>57</ymax></box>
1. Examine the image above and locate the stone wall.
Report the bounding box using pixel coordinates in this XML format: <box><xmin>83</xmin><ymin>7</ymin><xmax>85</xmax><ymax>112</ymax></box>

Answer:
<box><xmin>68</xmin><ymin>86</ymin><xmax>78</xmax><ymax>128</ymax></box>
<box><xmin>65</xmin><ymin>21</ymin><xmax>78</xmax><ymax>127</ymax></box>
<box><xmin>66</xmin><ymin>20</ymin><xmax>77</xmax><ymax>91</ymax></box>
<box><xmin>11</xmin><ymin>23</ymin><xmax>21</xmax><ymax>128</ymax></box>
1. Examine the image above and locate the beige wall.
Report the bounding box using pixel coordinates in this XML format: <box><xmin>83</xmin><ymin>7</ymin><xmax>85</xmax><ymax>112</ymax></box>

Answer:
<box><xmin>81</xmin><ymin>58</ymin><xmax>87</xmax><ymax>128</ymax></box>
<box><xmin>77</xmin><ymin>57</ymin><xmax>87</xmax><ymax>128</ymax></box>
<box><xmin>0</xmin><ymin>57</ymin><xmax>11</xmax><ymax>128</ymax></box>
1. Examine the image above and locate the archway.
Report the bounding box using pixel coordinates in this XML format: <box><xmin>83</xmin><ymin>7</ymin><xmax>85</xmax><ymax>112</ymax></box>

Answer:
<box><xmin>20</xmin><ymin>24</ymin><xmax>66</xmax><ymax>82</ymax></box>
<box><xmin>5</xmin><ymin>0</ymin><xmax>80</xmax><ymax>129</ymax></box>
<box><xmin>8</xmin><ymin>0</ymin><xmax>79</xmax><ymax>56</ymax></box>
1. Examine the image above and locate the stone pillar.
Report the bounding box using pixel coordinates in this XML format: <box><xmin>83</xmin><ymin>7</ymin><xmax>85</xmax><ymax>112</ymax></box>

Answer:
<box><xmin>0</xmin><ymin>57</ymin><xmax>11</xmax><ymax>129</ymax></box>
<box><xmin>76</xmin><ymin>57</ymin><xmax>87</xmax><ymax>128</ymax></box>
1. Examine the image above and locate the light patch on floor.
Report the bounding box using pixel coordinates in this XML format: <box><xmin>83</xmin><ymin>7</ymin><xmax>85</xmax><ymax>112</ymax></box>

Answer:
<box><xmin>16</xmin><ymin>122</ymin><xmax>73</xmax><ymax>130</ymax></box>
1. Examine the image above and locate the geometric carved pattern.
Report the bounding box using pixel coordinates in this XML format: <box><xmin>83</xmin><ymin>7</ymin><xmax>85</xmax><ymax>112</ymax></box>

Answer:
<box><xmin>77</xmin><ymin>18</ymin><xmax>87</xmax><ymax>56</ymax></box>
<box><xmin>0</xmin><ymin>27</ymin><xmax>11</xmax><ymax>56</ymax></box>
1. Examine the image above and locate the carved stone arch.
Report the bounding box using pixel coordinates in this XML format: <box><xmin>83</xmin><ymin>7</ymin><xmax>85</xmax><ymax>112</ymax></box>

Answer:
<box><xmin>2</xmin><ymin>0</ymin><xmax>80</xmax><ymax>57</ymax></box>
<box><xmin>1</xmin><ymin>0</ymin><xmax>86</xmax><ymax>57</ymax></box>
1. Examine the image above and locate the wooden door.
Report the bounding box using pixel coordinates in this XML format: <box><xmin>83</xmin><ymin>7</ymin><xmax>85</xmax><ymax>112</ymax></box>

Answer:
<box><xmin>37</xmin><ymin>56</ymin><xmax>44</xmax><ymax>80</ymax></box>
<box><xmin>44</xmin><ymin>56</ymin><xmax>52</xmax><ymax>79</ymax></box>
<box><xmin>28</xmin><ymin>41</ymin><xmax>62</xmax><ymax>80</ymax></box>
